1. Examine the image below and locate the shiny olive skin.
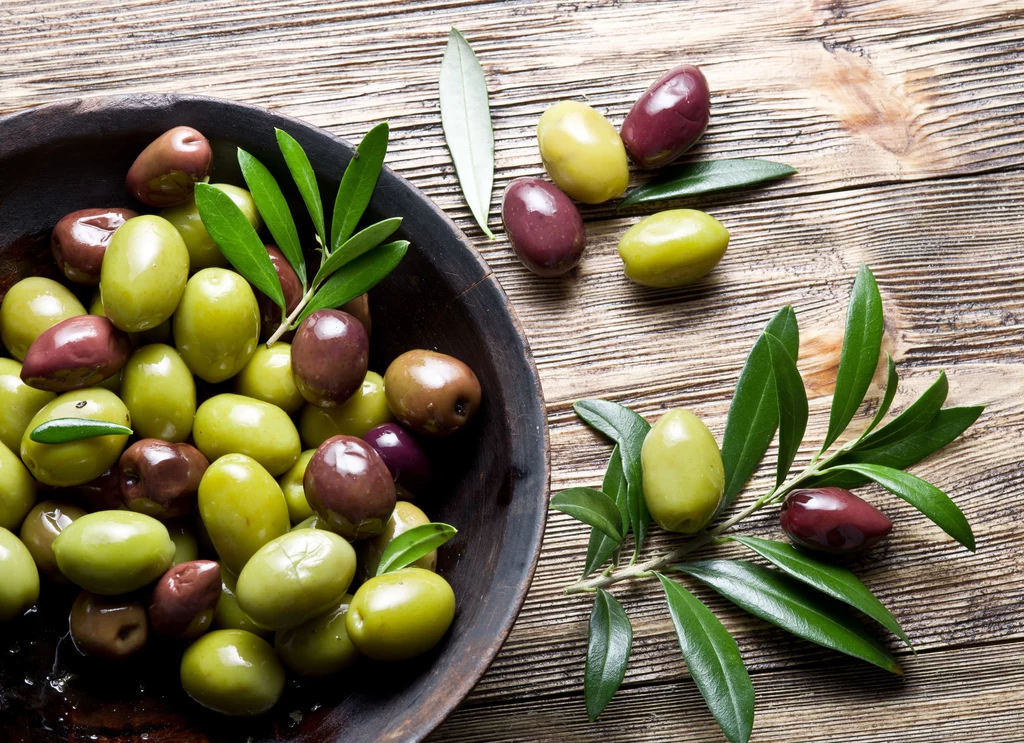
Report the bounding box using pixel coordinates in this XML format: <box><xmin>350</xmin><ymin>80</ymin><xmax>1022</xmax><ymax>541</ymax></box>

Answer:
<box><xmin>641</xmin><ymin>409</ymin><xmax>724</xmax><ymax>534</ymax></box>
<box><xmin>0</xmin><ymin>359</ymin><xmax>56</xmax><ymax>452</ymax></box>
<box><xmin>299</xmin><ymin>371</ymin><xmax>392</xmax><ymax>448</ymax></box>
<box><xmin>70</xmin><ymin>591</ymin><xmax>148</xmax><ymax>659</ymax></box>
<box><xmin>193</xmin><ymin>394</ymin><xmax>301</xmax><ymax>477</ymax></box>
<box><xmin>236</xmin><ymin>529</ymin><xmax>356</xmax><ymax>631</ymax></box>
<box><xmin>341</xmin><ymin>294</ymin><xmax>371</xmax><ymax>337</ymax></box>
<box><xmin>279</xmin><ymin>450</ymin><xmax>316</xmax><ymax>523</ymax></box>
<box><xmin>127</xmin><ymin>126</ymin><xmax>213</xmax><ymax>207</ymax></box>
<box><xmin>304</xmin><ymin>435</ymin><xmax>396</xmax><ymax>540</ymax></box>
<box><xmin>214</xmin><ymin>569</ymin><xmax>270</xmax><ymax>637</ymax></box>
<box><xmin>537</xmin><ymin>101</ymin><xmax>629</xmax><ymax>204</ymax></box>
<box><xmin>0</xmin><ymin>441</ymin><xmax>36</xmax><ymax>532</ymax></box>
<box><xmin>235</xmin><ymin>343</ymin><xmax>304</xmax><ymax>414</ymax></box>
<box><xmin>51</xmin><ymin>208</ymin><xmax>138</xmax><ymax>285</ymax></box>
<box><xmin>256</xmin><ymin>246</ymin><xmax>303</xmax><ymax>340</ymax></box>
<box><xmin>620</xmin><ymin>64</ymin><xmax>711</xmax><ymax>169</ymax></box>
<box><xmin>501</xmin><ymin>178</ymin><xmax>586</xmax><ymax>277</ymax></box>
<box><xmin>198</xmin><ymin>454</ymin><xmax>290</xmax><ymax>576</ymax></box>
<box><xmin>68</xmin><ymin>466</ymin><xmax>123</xmax><ymax>512</ymax></box>
<box><xmin>384</xmin><ymin>350</ymin><xmax>481</xmax><ymax>437</ymax></box>
<box><xmin>20</xmin><ymin>315</ymin><xmax>131</xmax><ymax>392</ymax></box>
<box><xmin>168</xmin><ymin>523</ymin><xmax>200</xmax><ymax>566</ymax></box>
<box><xmin>180</xmin><ymin>629</ymin><xmax>285</xmax><ymax>716</ymax></box>
<box><xmin>0</xmin><ymin>277</ymin><xmax>86</xmax><ymax>361</ymax></box>
<box><xmin>290</xmin><ymin>515</ymin><xmax>328</xmax><ymax>532</ymax></box>
<box><xmin>617</xmin><ymin>209</ymin><xmax>729</xmax><ymax>288</ymax></box>
<box><xmin>363</xmin><ymin>501</ymin><xmax>436</xmax><ymax>580</ymax></box>
<box><xmin>121</xmin><ymin>344</ymin><xmax>196</xmax><ymax>442</ymax></box>
<box><xmin>162</xmin><ymin>184</ymin><xmax>261</xmax><ymax>271</ymax></box>
<box><xmin>274</xmin><ymin>594</ymin><xmax>359</xmax><ymax>676</ymax></box>
<box><xmin>89</xmin><ymin>291</ymin><xmax>173</xmax><ymax>349</ymax></box>
<box><xmin>0</xmin><ymin>526</ymin><xmax>40</xmax><ymax>620</ymax></box>
<box><xmin>149</xmin><ymin>560</ymin><xmax>222</xmax><ymax>639</ymax></box>
<box><xmin>346</xmin><ymin>568</ymin><xmax>455</xmax><ymax>661</ymax></box>
<box><xmin>19</xmin><ymin>500</ymin><xmax>85</xmax><ymax>582</ymax></box>
<box><xmin>363</xmin><ymin>423</ymin><xmax>433</xmax><ymax>496</ymax></box>
<box><xmin>780</xmin><ymin>488</ymin><xmax>893</xmax><ymax>555</ymax></box>
<box><xmin>119</xmin><ymin>439</ymin><xmax>209</xmax><ymax>519</ymax></box>
<box><xmin>53</xmin><ymin>510</ymin><xmax>175</xmax><ymax>594</ymax></box>
<box><xmin>21</xmin><ymin>388</ymin><xmax>131</xmax><ymax>487</ymax></box>
<box><xmin>291</xmin><ymin>310</ymin><xmax>369</xmax><ymax>408</ymax></box>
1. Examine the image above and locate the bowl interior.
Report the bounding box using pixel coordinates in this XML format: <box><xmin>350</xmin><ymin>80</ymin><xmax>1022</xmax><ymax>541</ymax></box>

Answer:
<box><xmin>0</xmin><ymin>95</ymin><xmax>548</xmax><ymax>743</ymax></box>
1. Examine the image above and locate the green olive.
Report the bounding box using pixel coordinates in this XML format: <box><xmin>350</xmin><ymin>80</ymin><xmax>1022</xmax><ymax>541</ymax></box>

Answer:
<box><xmin>235</xmin><ymin>343</ymin><xmax>304</xmax><ymax>414</ymax></box>
<box><xmin>345</xmin><ymin>568</ymin><xmax>455</xmax><ymax>661</ymax></box>
<box><xmin>0</xmin><ymin>440</ymin><xmax>36</xmax><ymax>532</ymax></box>
<box><xmin>0</xmin><ymin>359</ymin><xmax>56</xmax><ymax>452</ymax></box>
<box><xmin>180</xmin><ymin>629</ymin><xmax>285</xmax><ymax>716</ymax></box>
<box><xmin>279</xmin><ymin>450</ymin><xmax>316</xmax><ymax>523</ymax></box>
<box><xmin>174</xmin><ymin>268</ymin><xmax>260</xmax><ymax>383</ymax></box>
<box><xmin>274</xmin><ymin>594</ymin><xmax>359</xmax><ymax>676</ymax></box>
<box><xmin>641</xmin><ymin>409</ymin><xmax>724</xmax><ymax>533</ymax></box>
<box><xmin>0</xmin><ymin>277</ymin><xmax>86</xmax><ymax>361</ymax></box>
<box><xmin>290</xmin><ymin>515</ymin><xmax>327</xmax><ymax>532</ymax></box>
<box><xmin>162</xmin><ymin>185</ymin><xmax>262</xmax><ymax>272</ymax></box>
<box><xmin>89</xmin><ymin>290</ymin><xmax>172</xmax><ymax>347</ymax></box>
<box><xmin>168</xmin><ymin>523</ymin><xmax>199</xmax><ymax>566</ymax></box>
<box><xmin>19</xmin><ymin>500</ymin><xmax>85</xmax><ymax>582</ymax></box>
<box><xmin>214</xmin><ymin>568</ymin><xmax>271</xmax><ymax>637</ymax></box>
<box><xmin>100</xmin><ymin>215</ymin><xmax>190</xmax><ymax>332</ymax></box>
<box><xmin>537</xmin><ymin>101</ymin><xmax>629</xmax><ymax>204</ymax></box>
<box><xmin>198</xmin><ymin>453</ymin><xmax>289</xmax><ymax>576</ymax></box>
<box><xmin>193</xmin><ymin>394</ymin><xmax>300</xmax><ymax>477</ymax></box>
<box><xmin>617</xmin><ymin>209</ymin><xmax>730</xmax><ymax>288</ymax></box>
<box><xmin>0</xmin><ymin>527</ymin><xmax>40</xmax><ymax>621</ymax></box>
<box><xmin>20</xmin><ymin>388</ymin><xmax>131</xmax><ymax>487</ymax></box>
<box><xmin>363</xmin><ymin>501</ymin><xmax>436</xmax><ymax>580</ymax></box>
<box><xmin>121</xmin><ymin>344</ymin><xmax>196</xmax><ymax>443</ymax></box>
<box><xmin>299</xmin><ymin>371</ymin><xmax>392</xmax><ymax>449</ymax></box>
<box><xmin>53</xmin><ymin>510</ymin><xmax>175</xmax><ymax>594</ymax></box>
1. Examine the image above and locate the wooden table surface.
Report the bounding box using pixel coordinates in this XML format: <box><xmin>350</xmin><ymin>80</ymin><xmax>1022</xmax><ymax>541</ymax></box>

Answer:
<box><xmin>3</xmin><ymin>1</ymin><xmax>1023</xmax><ymax>741</ymax></box>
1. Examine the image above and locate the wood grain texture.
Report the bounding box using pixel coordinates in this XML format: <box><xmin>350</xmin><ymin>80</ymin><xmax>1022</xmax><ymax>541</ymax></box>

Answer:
<box><xmin>2</xmin><ymin>0</ymin><xmax>1023</xmax><ymax>741</ymax></box>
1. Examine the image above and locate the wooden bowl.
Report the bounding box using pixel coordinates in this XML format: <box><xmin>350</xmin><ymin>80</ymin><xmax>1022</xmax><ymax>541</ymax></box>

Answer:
<box><xmin>0</xmin><ymin>94</ymin><xmax>548</xmax><ymax>742</ymax></box>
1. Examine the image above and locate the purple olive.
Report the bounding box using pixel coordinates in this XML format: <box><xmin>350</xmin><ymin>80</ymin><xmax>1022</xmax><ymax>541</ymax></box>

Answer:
<box><xmin>126</xmin><ymin>126</ymin><xmax>213</xmax><ymax>207</ymax></box>
<box><xmin>66</xmin><ymin>467</ymin><xmax>123</xmax><ymax>512</ymax></box>
<box><xmin>304</xmin><ymin>435</ymin><xmax>396</xmax><ymax>540</ymax></box>
<box><xmin>341</xmin><ymin>294</ymin><xmax>372</xmax><ymax>337</ymax></box>
<box><xmin>51</xmin><ymin>208</ymin><xmax>138</xmax><ymax>285</ymax></box>
<box><xmin>363</xmin><ymin>423</ymin><xmax>433</xmax><ymax>496</ymax></box>
<box><xmin>148</xmin><ymin>560</ymin><xmax>221</xmax><ymax>640</ymax></box>
<box><xmin>384</xmin><ymin>350</ymin><xmax>481</xmax><ymax>437</ymax></box>
<box><xmin>291</xmin><ymin>310</ymin><xmax>369</xmax><ymax>408</ymax></box>
<box><xmin>780</xmin><ymin>487</ymin><xmax>893</xmax><ymax>555</ymax></box>
<box><xmin>20</xmin><ymin>315</ymin><xmax>132</xmax><ymax>392</ymax></box>
<box><xmin>119</xmin><ymin>439</ymin><xmax>209</xmax><ymax>520</ymax></box>
<box><xmin>257</xmin><ymin>245</ymin><xmax>304</xmax><ymax>342</ymax></box>
<box><xmin>501</xmin><ymin>178</ymin><xmax>586</xmax><ymax>277</ymax></box>
<box><xmin>620</xmin><ymin>65</ymin><xmax>711</xmax><ymax>169</ymax></box>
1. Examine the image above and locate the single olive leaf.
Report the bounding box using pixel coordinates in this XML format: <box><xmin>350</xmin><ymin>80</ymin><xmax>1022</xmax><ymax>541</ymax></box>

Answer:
<box><xmin>237</xmin><ymin>148</ymin><xmax>307</xmax><ymax>286</ymax></box>
<box><xmin>656</xmin><ymin>573</ymin><xmax>755</xmax><ymax>743</ymax></box>
<box><xmin>551</xmin><ymin>488</ymin><xmax>623</xmax><ymax>542</ymax></box>
<box><xmin>313</xmin><ymin>217</ymin><xmax>402</xmax><ymax>287</ymax></box>
<box><xmin>194</xmin><ymin>182</ymin><xmax>286</xmax><ymax>309</ymax></box>
<box><xmin>376</xmin><ymin>523</ymin><xmax>457</xmax><ymax>576</ymax></box>
<box><xmin>618</xmin><ymin>159</ymin><xmax>796</xmax><ymax>210</ymax></box>
<box><xmin>856</xmin><ymin>371</ymin><xmax>948</xmax><ymax>451</ymax></box>
<box><xmin>331</xmin><ymin>121</ymin><xmax>389</xmax><ymax>252</ymax></box>
<box><xmin>583</xmin><ymin>446</ymin><xmax>628</xmax><ymax>577</ymax></box>
<box><xmin>29</xmin><ymin>418</ymin><xmax>132</xmax><ymax>444</ymax></box>
<box><xmin>275</xmin><ymin>128</ymin><xmax>327</xmax><ymax>251</ymax></box>
<box><xmin>585</xmin><ymin>589</ymin><xmax>633</xmax><ymax>721</ymax></box>
<box><xmin>764</xmin><ymin>332</ymin><xmax>807</xmax><ymax>488</ymax></box>
<box><xmin>863</xmin><ymin>353</ymin><xmax>898</xmax><ymax>438</ymax></box>
<box><xmin>763</xmin><ymin>305</ymin><xmax>799</xmax><ymax>360</ymax></box>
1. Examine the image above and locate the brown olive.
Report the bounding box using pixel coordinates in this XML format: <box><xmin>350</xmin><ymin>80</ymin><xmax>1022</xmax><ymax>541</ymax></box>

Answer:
<box><xmin>384</xmin><ymin>350</ymin><xmax>481</xmax><ymax>436</ymax></box>
<box><xmin>620</xmin><ymin>64</ymin><xmax>711</xmax><ymax>169</ymax></box>
<box><xmin>19</xmin><ymin>500</ymin><xmax>87</xmax><ymax>582</ymax></box>
<box><xmin>119</xmin><ymin>439</ymin><xmax>209</xmax><ymax>520</ymax></box>
<box><xmin>66</xmin><ymin>467</ymin><xmax>123</xmax><ymax>511</ymax></box>
<box><xmin>303</xmin><ymin>435</ymin><xmax>396</xmax><ymax>540</ymax></box>
<box><xmin>20</xmin><ymin>315</ymin><xmax>131</xmax><ymax>392</ymax></box>
<box><xmin>148</xmin><ymin>559</ymin><xmax>221</xmax><ymax>640</ymax></box>
<box><xmin>126</xmin><ymin>126</ymin><xmax>213</xmax><ymax>207</ymax></box>
<box><xmin>69</xmin><ymin>591</ymin><xmax>149</xmax><ymax>660</ymax></box>
<box><xmin>51</xmin><ymin>208</ymin><xmax>138</xmax><ymax>285</ymax></box>
<box><xmin>291</xmin><ymin>310</ymin><xmax>369</xmax><ymax>408</ymax></box>
<box><xmin>341</xmin><ymin>294</ymin><xmax>371</xmax><ymax>337</ymax></box>
<box><xmin>501</xmin><ymin>178</ymin><xmax>586</xmax><ymax>277</ymax></box>
<box><xmin>780</xmin><ymin>487</ymin><xmax>893</xmax><ymax>555</ymax></box>
<box><xmin>257</xmin><ymin>245</ymin><xmax>304</xmax><ymax>342</ymax></box>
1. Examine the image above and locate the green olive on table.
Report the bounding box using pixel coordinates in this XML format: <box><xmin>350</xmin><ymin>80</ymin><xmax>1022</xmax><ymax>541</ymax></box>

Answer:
<box><xmin>214</xmin><ymin>568</ymin><xmax>270</xmax><ymax>637</ymax></box>
<box><xmin>617</xmin><ymin>209</ymin><xmax>729</xmax><ymax>288</ymax></box>
<box><xmin>0</xmin><ymin>277</ymin><xmax>86</xmax><ymax>361</ymax></box>
<box><xmin>299</xmin><ymin>371</ymin><xmax>392</xmax><ymax>448</ymax></box>
<box><xmin>275</xmin><ymin>594</ymin><xmax>359</xmax><ymax>676</ymax></box>
<box><xmin>279</xmin><ymin>449</ymin><xmax>316</xmax><ymax>524</ymax></box>
<box><xmin>0</xmin><ymin>440</ymin><xmax>36</xmax><ymax>532</ymax></box>
<box><xmin>0</xmin><ymin>526</ymin><xmax>39</xmax><ymax>621</ymax></box>
<box><xmin>537</xmin><ymin>100</ymin><xmax>629</xmax><ymax>204</ymax></box>
<box><xmin>19</xmin><ymin>500</ymin><xmax>86</xmax><ymax>582</ymax></box>
<box><xmin>362</xmin><ymin>501</ymin><xmax>436</xmax><ymax>580</ymax></box>
<box><xmin>193</xmin><ymin>394</ymin><xmax>300</xmax><ymax>477</ymax></box>
<box><xmin>161</xmin><ymin>184</ymin><xmax>260</xmax><ymax>271</ymax></box>
<box><xmin>235</xmin><ymin>343</ymin><xmax>304</xmax><ymax>414</ymax></box>
<box><xmin>180</xmin><ymin>629</ymin><xmax>285</xmax><ymax>716</ymax></box>
<box><xmin>120</xmin><ymin>344</ymin><xmax>196</xmax><ymax>443</ymax></box>
<box><xmin>0</xmin><ymin>358</ymin><xmax>56</xmax><ymax>452</ymax></box>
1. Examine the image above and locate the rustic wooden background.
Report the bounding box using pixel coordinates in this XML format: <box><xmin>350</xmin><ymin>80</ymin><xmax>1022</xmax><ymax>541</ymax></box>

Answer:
<box><xmin>3</xmin><ymin>0</ymin><xmax>1023</xmax><ymax>740</ymax></box>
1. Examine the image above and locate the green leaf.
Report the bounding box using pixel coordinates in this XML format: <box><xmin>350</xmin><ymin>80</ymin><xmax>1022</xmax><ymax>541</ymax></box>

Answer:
<box><xmin>237</xmin><ymin>148</ymin><xmax>306</xmax><ymax>285</ymax></box>
<box><xmin>764</xmin><ymin>332</ymin><xmax>807</xmax><ymax>487</ymax></box>
<box><xmin>584</xmin><ymin>446</ymin><xmax>628</xmax><ymax>577</ymax></box>
<box><xmin>856</xmin><ymin>371</ymin><xmax>948</xmax><ymax>451</ymax></box>
<box><xmin>829</xmin><ymin>463</ymin><xmax>975</xmax><ymax>551</ymax></box>
<box><xmin>675</xmin><ymin>560</ymin><xmax>902</xmax><ymax>675</ymax></box>
<box><xmin>29</xmin><ymin>418</ymin><xmax>132</xmax><ymax>444</ymax></box>
<box><xmin>763</xmin><ymin>305</ymin><xmax>799</xmax><ymax>360</ymax></box>
<box><xmin>276</xmin><ymin>128</ymin><xmax>326</xmax><ymax>251</ymax></box>
<box><xmin>727</xmin><ymin>536</ymin><xmax>910</xmax><ymax>648</ymax></box>
<box><xmin>375</xmin><ymin>523</ymin><xmax>457</xmax><ymax>576</ymax></box>
<box><xmin>439</xmin><ymin>27</ymin><xmax>496</xmax><ymax>240</ymax></box>
<box><xmin>656</xmin><ymin>573</ymin><xmax>755</xmax><ymax>743</ymax></box>
<box><xmin>863</xmin><ymin>353</ymin><xmax>898</xmax><ymax>437</ymax></box>
<box><xmin>585</xmin><ymin>589</ymin><xmax>633</xmax><ymax>721</ymax></box>
<box><xmin>312</xmin><ymin>218</ymin><xmax>402</xmax><ymax>287</ymax></box>
<box><xmin>618</xmin><ymin>159</ymin><xmax>796</xmax><ymax>210</ymax></box>
<box><xmin>194</xmin><ymin>183</ymin><xmax>285</xmax><ymax>309</ymax></box>
<box><xmin>331</xmin><ymin>122</ymin><xmax>389</xmax><ymax>252</ymax></box>
<box><xmin>295</xmin><ymin>240</ymin><xmax>408</xmax><ymax>325</ymax></box>
<box><xmin>551</xmin><ymin>488</ymin><xmax>623</xmax><ymax>542</ymax></box>
<box><xmin>821</xmin><ymin>264</ymin><xmax>884</xmax><ymax>452</ymax></box>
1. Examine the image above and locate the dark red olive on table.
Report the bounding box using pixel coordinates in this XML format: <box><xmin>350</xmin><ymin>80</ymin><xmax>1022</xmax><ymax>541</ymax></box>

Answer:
<box><xmin>384</xmin><ymin>350</ymin><xmax>482</xmax><ymax>437</ymax></box>
<box><xmin>20</xmin><ymin>315</ymin><xmax>131</xmax><ymax>392</ymax></box>
<box><xmin>620</xmin><ymin>64</ymin><xmax>711</xmax><ymax>169</ymax></box>
<box><xmin>291</xmin><ymin>309</ymin><xmax>369</xmax><ymax>407</ymax></box>
<box><xmin>363</xmin><ymin>422</ymin><xmax>433</xmax><ymax>496</ymax></box>
<box><xmin>501</xmin><ymin>177</ymin><xmax>586</xmax><ymax>277</ymax></box>
<box><xmin>126</xmin><ymin>126</ymin><xmax>213</xmax><ymax>207</ymax></box>
<box><xmin>257</xmin><ymin>245</ymin><xmax>304</xmax><ymax>342</ymax></box>
<box><xmin>148</xmin><ymin>560</ymin><xmax>221</xmax><ymax>640</ymax></box>
<box><xmin>780</xmin><ymin>487</ymin><xmax>893</xmax><ymax>555</ymax></box>
<box><xmin>119</xmin><ymin>439</ymin><xmax>209</xmax><ymax>520</ymax></box>
<box><xmin>341</xmin><ymin>293</ymin><xmax>372</xmax><ymax>337</ymax></box>
<box><xmin>304</xmin><ymin>435</ymin><xmax>396</xmax><ymax>540</ymax></box>
<box><xmin>51</xmin><ymin>207</ymin><xmax>138</xmax><ymax>285</ymax></box>
<box><xmin>70</xmin><ymin>591</ymin><xmax>149</xmax><ymax>660</ymax></box>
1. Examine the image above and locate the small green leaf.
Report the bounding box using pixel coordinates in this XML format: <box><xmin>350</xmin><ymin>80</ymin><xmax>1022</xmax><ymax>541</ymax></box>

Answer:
<box><xmin>583</xmin><ymin>447</ymin><xmax>628</xmax><ymax>577</ymax></box>
<box><xmin>237</xmin><ymin>148</ymin><xmax>306</xmax><ymax>285</ymax></box>
<box><xmin>331</xmin><ymin>122</ymin><xmax>389</xmax><ymax>252</ymax></box>
<box><xmin>295</xmin><ymin>240</ymin><xmax>408</xmax><ymax>325</ymax></box>
<box><xmin>276</xmin><ymin>128</ymin><xmax>326</xmax><ymax>251</ymax></box>
<box><xmin>657</xmin><ymin>573</ymin><xmax>755</xmax><ymax>743</ymax></box>
<box><xmin>551</xmin><ymin>488</ymin><xmax>623</xmax><ymax>541</ymax></box>
<box><xmin>763</xmin><ymin>305</ymin><xmax>799</xmax><ymax>360</ymax></box>
<box><xmin>863</xmin><ymin>353</ymin><xmax>898</xmax><ymax>438</ymax></box>
<box><xmin>764</xmin><ymin>332</ymin><xmax>807</xmax><ymax>487</ymax></box>
<box><xmin>857</xmin><ymin>371</ymin><xmax>948</xmax><ymax>450</ymax></box>
<box><xmin>313</xmin><ymin>218</ymin><xmax>402</xmax><ymax>287</ymax></box>
<box><xmin>29</xmin><ymin>418</ymin><xmax>132</xmax><ymax>444</ymax></box>
<box><xmin>618</xmin><ymin>159</ymin><xmax>796</xmax><ymax>210</ymax></box>
<box><xmin>375</xmin><ymin>523</ymin><xmax>456</xmax><ymax>576</ymax></box>
<box><xmin>195</xmin><ymin>183</ymin><xmax>285</xmax><ymax>309</ymax></box>
<box><xmin>585</xmin><ymin>589</ymin><xmax>633</xmax><ymax>721</ymax></box>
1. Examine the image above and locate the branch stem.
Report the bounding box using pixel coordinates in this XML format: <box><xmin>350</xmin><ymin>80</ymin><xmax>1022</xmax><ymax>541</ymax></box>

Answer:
<box><xmin>265</xmin><ymin>286</ymin><xmax>316</xmax><ymax>346</ymax></box>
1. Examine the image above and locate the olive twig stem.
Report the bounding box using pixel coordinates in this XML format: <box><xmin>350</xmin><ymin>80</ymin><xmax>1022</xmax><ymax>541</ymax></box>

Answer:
<box><xmin>265</xmin><ymin>286</ymin><xmax>317</xmax><ymax>346</ymax></box>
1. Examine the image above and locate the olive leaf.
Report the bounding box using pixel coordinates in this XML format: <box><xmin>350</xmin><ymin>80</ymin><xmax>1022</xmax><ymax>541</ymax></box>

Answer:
<box><xmin>237</xmin><ymin>148</ymin><xmax>306</xmax><ymax>285</ymax></box>
<box><xmin>331</xmin><ymin>122</ymin><xmax>389</xmax><ymax>252</ymax></box>
<box><xmin>856</xmin><ymin>371</ymin><xmax>948</xmax><ymax>451</ymax></box>
<box><xmin>29</xmin><ymin>418</ymin><xmax>132</xmax><ymax>444</ymax></box>
<box><xmin>375</xmin><ymin>523</ymin><xmax>457</xmax><ymax>576</ymax></box>
<box><xmin>551</xmin><ymin>488</ymin><xmax>623</xmax><ymax>542</ymax></box>
<box><xmin>764</xmin><ymin>332</ymin><xmax>807</xmax><ymax>488</ymax></box>
<box><xmin>276</xmin><ymin>128</ymin><xmax>327</xmax><ymax>251</ymax></box>
<box><xmin>617</xmin><ymin>159</ymin><xmax>796</xmax><ymax>210</ymax></box>
<box><xmin>862</xmin><ymin>353</ymin><xmax>898</xmax><ymax>438</ymax></box>
<box><xmin>312</xmin><ymin>217</ymin><xmax>403</xmax><ymax>287</ymax></box>
<box><xmin>763</xmin><ymin>305</ymin><xmax>799</xmax><ymax>359</ymax></box>
<box><xmin>585</xmin><ymin>589</ymin><xmax>632</xmax><ymax>721</ymax></box>
<box><xmin>583</xmin><ymin>446</ymin><xmax>628</xmax><ymax>577</ymax></box>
